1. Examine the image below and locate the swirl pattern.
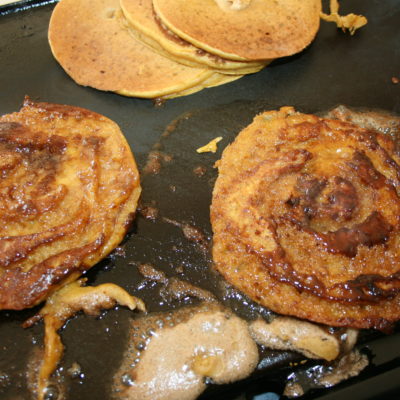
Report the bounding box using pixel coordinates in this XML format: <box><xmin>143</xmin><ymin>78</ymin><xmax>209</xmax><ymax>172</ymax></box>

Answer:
<box><xmin>0</xmin><ymin>98</ymin><xmax>141</xmax><ymax>310</ymax></box>
<box><xmin>211</xmin><ymin>107</ymin><xmax>400</xmax><ymax>329</ymax></box>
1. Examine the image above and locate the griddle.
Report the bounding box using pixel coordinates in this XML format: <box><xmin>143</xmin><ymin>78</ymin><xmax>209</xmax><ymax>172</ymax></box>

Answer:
<box><xmin>0</xmin><ymin>1</ymin><xmax>400</xmax><ymax>399</ymax></box>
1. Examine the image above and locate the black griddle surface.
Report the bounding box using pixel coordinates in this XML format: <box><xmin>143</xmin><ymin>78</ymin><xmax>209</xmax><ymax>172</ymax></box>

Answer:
<box><xmin>1</xmin><ymin>1</ymin><xmax>400</xmax><ymax>399</ymax></box>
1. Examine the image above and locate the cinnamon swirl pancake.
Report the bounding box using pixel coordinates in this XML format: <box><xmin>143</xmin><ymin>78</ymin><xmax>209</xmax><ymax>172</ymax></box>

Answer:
<box><xmin>211</xmin><ymin>107</ymin><xmax>400</xmax><ymax>330</ymax></box>
<box><xmin>0</xmin><ymin>98</ymin><xmax>141</xmax><ymax>310</ymax></box>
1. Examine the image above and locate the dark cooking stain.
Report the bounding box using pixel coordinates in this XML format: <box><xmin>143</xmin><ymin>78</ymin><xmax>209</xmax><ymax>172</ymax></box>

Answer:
<box><xmin>161</xmin><ymin>112</ymin><xmax>193</xmax><ymax>139</ymax></box>
<box><xmin>137</xmin><ymin>202</ymin><xmax>159</xmax><ymax>222</ymax></box>
<box><xmin>193</xmin><ymin>165</ymin><xmax>207</xmax><ymax>177</ymax></box>
<box><xmin>162</xmin><ymin>217</ymin><xmax>211</xmax><ymax>256</ymax></box>
<box><xmin>160</xmin><ymin>277</ymin><xmax>217</xmax><ymax>303</ymax></box>
<box><xmin>137</xmin><ymin>263</ymin><xmax>168</xmax><ymax>284</ymax></box>
<box><xmin>136</xmin><ymin>262</ymin><xmax>216</xmax><ymax>303</ymax></box>
<box><xmin>142</xmin><ymin>150</ymin><xmax>172</xmax><ymax>175</ymax></box>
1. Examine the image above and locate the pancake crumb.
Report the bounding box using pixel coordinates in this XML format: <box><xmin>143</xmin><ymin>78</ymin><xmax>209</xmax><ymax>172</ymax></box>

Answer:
<box><xmin>196</xmin><ymin>137</ymin><xmax>223</xmax><ymax>153</ymax></box>
<box><xmin>321</xmin><ymin>0</ymin><xmax>367</xmax><ymax>35</ymax></box>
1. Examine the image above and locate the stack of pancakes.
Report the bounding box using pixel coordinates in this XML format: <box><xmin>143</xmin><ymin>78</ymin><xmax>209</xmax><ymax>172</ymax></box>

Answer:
<box><xmin>48</xmin><ymin>0</ymin><xmax>321</xmax><ymax>99</ymax></box>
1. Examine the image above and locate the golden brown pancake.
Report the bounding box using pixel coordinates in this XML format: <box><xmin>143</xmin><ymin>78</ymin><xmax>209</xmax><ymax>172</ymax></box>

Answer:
<box><xmin>152</xmin><ymin>0</ymin><xmax>321</xmax><ymax>61</ymax></box>
<box><xmin>211</xmin><ymin>107</ymin><xmax>400</xmax><ymax>330</ymax></box>
<box><xmin>48</xmin><ymin>0</ymin><xmax>216</xmax><ymax>98</ymax></box>
<box><xmin>162</xmin><ymin>72</ymin><xmax>243</xmax><ymax>99</ymax></box>
<box><xmin>120</xmin><ymin>0</ymin><xmax>268</xmax><ymax>74</ymax></box>
<box><xmin>0</xmin><ymin>98</ymin><xmax>141</xmax><ymax>310</ymax></box>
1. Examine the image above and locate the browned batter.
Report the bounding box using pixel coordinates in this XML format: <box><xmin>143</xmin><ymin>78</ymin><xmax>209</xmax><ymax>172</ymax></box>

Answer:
<box><xmin>211</xmin><ymin>106</ymin><xmax>400</xmax><ymax>330</ymax></box>
<box><xmin>113</xmin><ymin>303</ymin><xmax>258</xmax><ymax>400</ymax></box>
<box><xmin>0</xmin><ymin>98</ymin><xmax>141</xmax><ymax>309</ymax></box>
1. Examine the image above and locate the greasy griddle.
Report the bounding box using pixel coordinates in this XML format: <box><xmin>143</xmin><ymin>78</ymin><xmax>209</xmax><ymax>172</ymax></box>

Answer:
<box><xmin>0</xmin><ymin>1</ymin><xmax>400</xmax><ymax>399</ymax></box>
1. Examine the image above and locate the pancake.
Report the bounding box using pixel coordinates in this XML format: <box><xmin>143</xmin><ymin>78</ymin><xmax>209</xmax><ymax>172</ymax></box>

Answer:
<box><xmin>162</xmin><ymin>72</ymin><xmax>243</xmax><ymax>99</ymax></box>
<box><xmin>0</xmin><ymin>98</ymin><xmax>141</xmax><ymax>310</ymax></box>
<box><xmin>152</xmin><ymin>0</ymin><xmax>322</xmax><ymax>61</ymax></box>
<box><xmin>120</xmin><ymin>0</ymin><xmax>268</xmax><ymax>74</ymax></box>
<box><xmin>48</xmin><ymin>0</ymin><xmax>216</xmax><ymax>98</ymax></box>
<box><xmin>211</xmin><ymin>107</ymin><xmax>400</xmax><ymax>330</ymax></box>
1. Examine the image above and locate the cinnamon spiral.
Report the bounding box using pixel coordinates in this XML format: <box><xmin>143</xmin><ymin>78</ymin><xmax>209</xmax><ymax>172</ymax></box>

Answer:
<box><xmin>211</xmin><ymin>106</ymin><xmax>400</xmax><ymax>329</ymax></box>
<box><xmin>0</xmin><ymin>98</ymin><xmax>141</xmax><ymax>310</ymax></box>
